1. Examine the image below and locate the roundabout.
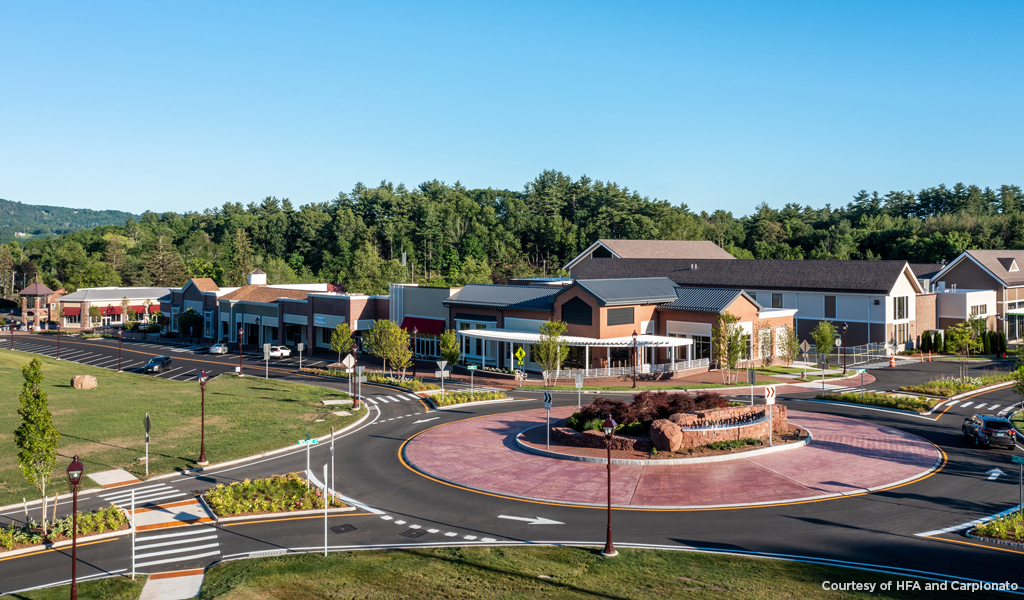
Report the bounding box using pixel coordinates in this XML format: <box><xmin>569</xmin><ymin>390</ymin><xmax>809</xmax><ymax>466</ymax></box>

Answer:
<box><xmin>402</xmin><ymin>406</ymin><xmax>944</xmax><ymax>509</ymax></box>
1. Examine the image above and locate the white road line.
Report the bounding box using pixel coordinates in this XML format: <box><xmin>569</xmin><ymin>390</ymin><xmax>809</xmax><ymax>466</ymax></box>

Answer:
<box><xmin>463</xmin><ymin>535</ymin><xmax>477</xmax><ymax>540</ymax></box>
<box><xmin>380</xmin><ymin>516</ymin><xmax>393</xmax><ymax>520</ymax></box>
<box><xmin>974</xmin><ymin>404</ymin><xmax>987</xmax><ymax>410</ymax></box>
<box><xmin>481</xmin><ymin>538</ymin><xmax>497</xmax><ymax>542</ymax></box>
<box><xmin>944</xmin><ymin>401</ymin><xmax>959</xmax><ymax>408</ymax></box>
<box><xmin>154</xmin><ymin>367</ymin><xmax>182</xmax><ymax>378</ymax></box>
<box><xmin>134</xmin><ymin>541</ymin><xmax>219</xmax><ymax>560</ymax></box>
<box><xmin>988</xmin><ymin>404</ymin><xmax>1000</xmax><ymax>411</ymax></box>
<box><xmin>409</xmin><ymin>525</ymin><xmax>421</xmax><ymax>529</ymax></box>
<box><xmin>427</xmin><ymin>529</ymin><xmax>439</xmax><ymax>533</ymax></box>
<box><xmin>395</xmin><ymin>520</ymin><xmax>406</xmax><ymax>525</ymax></box>
<box><xmin>169</xmin><ymin>371</ymin><xmax>196</xmax><ymax>380</ymax></box>
<box><xmin>135</xmin><ymin>533</ymin><xmax>218</xmax><ymax>551</ymax></box>
<box><xmin>364</xmin><ymin>398</ymin><xmax>378</xmax><ymax>404</ymax></box>
<box><xmin>100</xmin><ymin>483</ymin><xmax>176</xmax><ymax>499</ymax></box>
<box><xmin>960</xmin><ymin>402</ymin><xmax>974</xmax><ymax>408</ymax></box>
<box><xmin>445</xmin><ymin>532</ymin><xmax>457</xmax><ymax>537</ymax></box>
<box><xmin>135</xmin><ymin>528</ymin><xmax>218</xmax><ymax>541</ymax></box>
<box><xmin>376</xmin><ymin>397</ymin><xmax>390</xmax><ymax>403</ymax></box>
<box><xmin>385</xmin><ymin>396</ymin><xmax>400</xmax><ymax>403</ymax></box>
<box><xmin>134</xmin><ymin>549</ymin><xmax>221</xmax><ymax>568</ymax></box>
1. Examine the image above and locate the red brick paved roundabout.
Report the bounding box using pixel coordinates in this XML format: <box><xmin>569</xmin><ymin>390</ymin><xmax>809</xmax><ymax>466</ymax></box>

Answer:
<box><xmin>401</xmin><ymin>406</ymin><xmax>943</xmax><ymax>509</ymax></box>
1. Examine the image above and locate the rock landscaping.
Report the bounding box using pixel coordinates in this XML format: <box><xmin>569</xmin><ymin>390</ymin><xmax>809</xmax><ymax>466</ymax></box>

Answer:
<box><xmin>71</xmin><ymin>374</ymin><xmax>98</xmax><ymax>389</ymax></box>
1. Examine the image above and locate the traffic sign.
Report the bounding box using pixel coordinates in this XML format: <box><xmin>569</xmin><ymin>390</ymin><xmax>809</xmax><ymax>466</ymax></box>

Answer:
<box><xmin>298</xmin><ymin>438</ymin><xmax>319</xmax><ymax>446</ymax></box>
<box><xmin>342</xmin><ymin>354</ymin><xmax>356</xmax><ymax>369</ymax></box>
<box><xmin>856</xmin><ymin>369</ymin><xmax>866</xmax><ymax>374</ymax></box>
<box><xmin>355</xmin><ymin>366</ymin><xmax>365</xmax><ymax>375</ymax></box>
<box><xmin>747</xmin><ymin>369</ymin><xmax>757</xmax><ymax>385</ymax></box>
<box><xmin>515</xmin><ymin>347</ymin><xmax>525</xmax><ymax>364</ymax></box>
<box><xmin>435</xmin><ymin>370</ymin><xmax>450</xmax><ymax>378</ymax></box>
<box><xmin>1012</xmin><ymin>455</ymin><xmax>1024</xmax><ymax>465</ymax></box>
<box><xmin>834</xmin><ymin>338</ymin><xmax>842</xmax><ymax>348</ymax></box>
<box><xmin>144</xmin><ymin>413</ymin><xmax>150</xmax><ymax>435</ymax></box>
<box><xmin>354</xmin><ymin>376</ymin><xmax>367</xmax><ymax>383</ymax></box>
<box><xmin>799</xmin><ymin>340</ymin><xmax>811</xmax><ymax>353</ymax></box>
<box><xmin>297</xmin><ymin>342</ymin><xmax>304</xmax><ymax>352</ymax></box>
<box><xmin>437</xmin><ymin>360</ymin><xmax>448</xmax><ymax>371</ymax></box>
<box><xmin>543</xmin><ymin>392</ymin><xmax>552</xmax><ymax>410</ymax></box>
<box><xmin>575</xmin><ymin>374</ymin><xmax>584</xmax><ymax>389</ymax></box>
<box><xmin>467</xmin><ymin>365</ymin><xmax>478</xmax><ymax>371</ymax></box>
<box><xmin>764</xmin><ymin>386</ymin><xmax>776</xmax><ymax>405</ymax></box>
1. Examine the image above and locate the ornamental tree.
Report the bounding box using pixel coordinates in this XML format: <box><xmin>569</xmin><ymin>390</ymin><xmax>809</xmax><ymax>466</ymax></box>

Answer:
<box><xmin>14</xmin><ymin>358</ymin><xmax>60</xmax><ymax>534</ymax></box>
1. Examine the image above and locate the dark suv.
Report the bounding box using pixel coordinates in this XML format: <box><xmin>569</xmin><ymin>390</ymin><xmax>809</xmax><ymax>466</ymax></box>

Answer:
<box><xmin>144</xmin><ymin>356</ymin><xmax>173</xmax><ymax>373</ymax></box>
<box><xmin>963</xmin><ymin>414</ymin><xmax>1016</xmax><ymax>448</ymax></box>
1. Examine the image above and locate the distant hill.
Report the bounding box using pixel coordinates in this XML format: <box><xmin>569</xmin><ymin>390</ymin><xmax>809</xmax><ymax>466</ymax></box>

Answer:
<box><xmin>0</xmin><ymin>198</ymin><xmax>139</xmax><ymax>241</ymax></box>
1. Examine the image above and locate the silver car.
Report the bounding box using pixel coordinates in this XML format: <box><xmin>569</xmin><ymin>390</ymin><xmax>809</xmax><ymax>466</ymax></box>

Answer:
<box><xmin>209</xmin><ymin>343</ymin><xmax>230</xmax><ymax>355</ymax></box>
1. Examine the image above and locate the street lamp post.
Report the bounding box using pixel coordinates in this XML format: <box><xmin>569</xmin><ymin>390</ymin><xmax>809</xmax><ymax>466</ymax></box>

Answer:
<box><xmin>198</xmin><ymin>371</ymin><xmax>209</xmax><ymax>466</ymax></box>
<box><xmin>631</xmin><ymin>330</ymin><xmax>638</xmax><ymax>389</ymax></box>
<box><xmin>601</xmin><ymin>415</ymin><xmax>617</xmax><ymax>558</ymax></box>
<box><xmin>66</xmin><ymin>456</ymin><xmax>85</xmax><ymax>600</ymax></box>
<box><xmin>56</xmin><ymin>324</ymin><xmax>61</xmax><ymax>360</ymax></box>
<box><xmin>238</xmin><ymin>326</ymin><xmax>245</xmax><ymax>376</ymax></box>
<box><xmin>412</xmin><ymin>326</ymin><xmax>418</xmax><ymax>377</ymax></box>
<box><xmin>842</xmin><ymin>322</ymin><xmax>848</xmax><ymax>375</ymax></box>
<box><xmin>118</xmin><ymin>328</ymin><xmax>123</xmax><ymax>371</ymax></box>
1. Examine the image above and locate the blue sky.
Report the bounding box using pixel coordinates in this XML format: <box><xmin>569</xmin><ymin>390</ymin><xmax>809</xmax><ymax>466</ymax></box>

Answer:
<box><xmin>2</xmin><ymin>2</ymin><xmax>1022</xmax><ymax>215</ymax></box>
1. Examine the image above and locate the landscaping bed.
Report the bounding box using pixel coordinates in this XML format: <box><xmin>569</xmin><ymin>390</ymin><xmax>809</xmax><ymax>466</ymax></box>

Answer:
<box><xmin>0</xmin><ymin>505</ymin><xmax>128</xmax><ymax>552</ymax></box>
<box><xmin>203</xmin><ymin>473</ymin><xmax>346</xmax><ymax>519</ymax></box>
<box><xmin>898</xmin><ymin>374</ymin><xmax>1013</xmax><ymax>397</ymax></box>
<box><xmin>298</xmin><ymin>367</ymin><xmax>439</xmax><ymax>391</ymax></box>
<box><xmin>815</xmin><ymin>391</ymin><xmax>939</xmax><ymax>413</ymax></box>
<box><xmin>521</xmin><ymin>380</ymin><xmax>782</xmax><ymax>392</ymax></box>
<box><xmin>430</xmin><ymin>390</ymin><xmax>507</xmax><ymax>406</ymax></box>
<box><xmin>647</xmin><ymin>427</ymin><xmax>807</xmax><ymax>459</ymax></box>
<box><xmin>971</xmin><ymin>511</ymin><xmax>1024</xmax><ymax>544</ymax></box>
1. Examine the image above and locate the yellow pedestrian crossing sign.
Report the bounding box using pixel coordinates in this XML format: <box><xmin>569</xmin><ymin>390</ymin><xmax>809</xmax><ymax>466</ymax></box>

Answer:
<box><xmin>515</xmin><ymin>346</ymin><xmax>525</xmax><ymax>365</ymax></box>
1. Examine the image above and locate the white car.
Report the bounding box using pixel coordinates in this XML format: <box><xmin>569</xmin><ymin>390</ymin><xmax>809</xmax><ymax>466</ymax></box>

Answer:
<box><xmin>209</xmin><ymin>343</ymin><xmax>230</xmax><ymax>355</ymax></box>
<box><xmin>269</xmin><ymin>345</ymin><xmax>292</xmax><ymax>358</ymax></box>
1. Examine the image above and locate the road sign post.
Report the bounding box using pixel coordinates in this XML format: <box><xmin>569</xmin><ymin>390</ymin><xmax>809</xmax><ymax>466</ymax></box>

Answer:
<box><xmin>143</xmin><ymin>413</ymin><xmax>150</xmax><ymax>476</ymax></box>
<box><xmin>330</xmin><ymin>426</ymin><xmax>335</xmax><ymax>507</ymax></box>
<box><xmin>437</xmin><ymin>360</ymin><xmax>448</xmax><ymax>398</ymax></box>
<box><xmin>543</xmin><ymin>392</ymin><xmax>553</xmax><ymax>450</ymax></box>
<box><xmin>298</xmin><ymin>433</ymin><xmax>320</xmax><ymax>488</ymax></box>
<box><xmin>263</xmin><ymin>343</ymin><xmax>271</xmax><ymax>379</ymax></box>
<box><xmin>468</xmin><ymin>364</ymin><xmax>477</xmax><ymax>400</ymax></box>
<box><xmin>298</xmin><ymin>342</ymin><xmax>304</xmax><ymax>370</ymax></box>
<box><xmin>765</xmin><ymin>386</ymin><xmax>776</xmax><ymax>447</ymax></box>
<box><xmin>799</xmin><ymin>340</ymin><xmax>811</xmax><ymax>379</ymax></box>
<box><xmin>1013</xmin><ymin>455</ymin><xmax>1024</xmax><ymax>514</ymax></box>
<box><xmin>355</xmin><ymin>366</ymin><xmax>365</xmax><ymax>408</ymax></box>
<box><xmin>323</xmin><ymin>463</ymin><xmax>329</xmax><ymax>557</ymax></box>
<box><xmin>858</xmin><ymin>369</ymin><xmax>866</xmax><ymax>399</ymax></box>
<box><xmin>747</xmin><ymin>368</ymin><xmax>756</xmax><ymax>404</ymax></box>
<box><xmin>575</xmin><ymin>374</ymin><xmax>584</xmax><ymax>409</ymax></box>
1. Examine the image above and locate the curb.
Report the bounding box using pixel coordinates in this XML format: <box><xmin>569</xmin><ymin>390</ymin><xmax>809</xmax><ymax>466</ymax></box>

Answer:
<box><xmin>965</xmin><ymin>529</ymin><xmax>1024</xmax><ymax>550</ymax></box>
<box><xmin>0</xmin><ymin>521</ymin><xmax>132</xmax><ymax>560</ymax></box>
<box><xmin>799</xmin><ymin>397</ymin><xmax>932</xmax><ymax>417</ymax></box>
<box><xmin>430</xmin><ymin>397</ymin><xmax>516</xmax><ymax>410</ymax></box>
<box><xmin>514</xmin><ymin>424</ymin><xmax>811</xmax><ymax>465</ymax></box>
<box><xmin>208</xmin><ymin>505</ymin><xmax>356</xmax><ymax>525</ymax></box>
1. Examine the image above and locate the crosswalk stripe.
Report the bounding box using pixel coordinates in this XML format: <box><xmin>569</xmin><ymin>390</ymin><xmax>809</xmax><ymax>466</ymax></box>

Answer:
<box><xmin>988</xmin><ymin>405</ymin><xmax>1000</xmax><ymax>411</ymax></box>
<box><xmin>100</xmin><ymin>484</ymin><xmax>175</xmax><ymax>500</ymax></box>
<box><xmin>134</xmin><ymin>541</ymin><xmax>219</xmax><ymax>560</ymax></box>
<box><xmin>385</xmin><ymin>396</ymin><xmax>400</xmax><ymax>403</ymax></box>
<box><xmin>363</xmin><ymin>397</ymin><xmax>377</xmax><ymax>404</ymax></box>
<box><xmin>135</xmin><ymin>533</ymin><xmax>218</xmax><ymax>551</ymax></box>
<box><xmin>960</xmin><ymin>402</ymin><xmax>974</xmax><ymax>408</ymax></box>
<box><xmin>376</xmin><ymin>397</ymin><xmax>390</xmax><ymax>403</ymax></box>
<box><xmin>974</xmin><ymin>404</ymin><xmax>987</xmax><ymax>410</ymax></box>
<box><xmin>136</xmin><ymin>527</ymin><xmax>217</xmax><ymax>541</ymax></box>
<box><xmin>134</xmin><ymin>549</ymin><xmax>221</xmax><ymax>568</ymax></box>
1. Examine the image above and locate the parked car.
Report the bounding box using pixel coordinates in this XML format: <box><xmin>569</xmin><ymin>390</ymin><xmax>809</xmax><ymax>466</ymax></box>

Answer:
<box><xmin>209</xmin><ymin>343</ymin><xmax>229</xmax><ymax>355</ymax></box>
<box><xmin>269</xmin><ymin>345</ymin><xmax>292</xmax><ymax>358</ymax></box>
<box><xmin>144</xmin><ymin>356</ymin><xmax>173</xmax><ymax>373</ymax></box>
<box><xmin>963</xmin><ymin>414</ymin><xmax>1016</xmax><ymax>448</ymax></box>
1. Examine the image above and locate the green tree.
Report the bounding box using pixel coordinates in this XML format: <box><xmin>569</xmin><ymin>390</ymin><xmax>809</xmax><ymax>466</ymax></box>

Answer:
<box><xmin>229</xmin><ymin>228</ymin><xmax>254</xmax><ymax>287</ymax></box>
<box><xmin>15</xmin><ymin>358</ymin><xmax>60</xmax><ymax>533</ymax></box>
<box><xmin>533</xmin><ymin>320</ymin><xmax>569</xmax><ymax>387</ymax></box>
<box><xmin>920</xmin><ymin>330</ymin><xmax>932</xmax><ymax>353</ymax></box>
<box><xmin>810</xmin><ymin>320</ymin><xmax>838</xmax><ymax>368</ymax></box>
<box><xmin>439</xmin><ymin>329</ymin><xmax>461</xmax><ymax>367</ymax></box>
<box><xmin>946</xmin><ymin>321</ymin><xmax>981</xmax><ymax>378</ymax></box>
<box><xmin>364</xmin><ymin>319</ymin><xmax>411</xmax><ymax>377</ymax></box>
<box><xmin>712</xmin><ymin>311</ymin><xmax>745</xmax><ymax>383</ymax></box>
<box><xmin>755</xmin><ymin>321</ymin><xmax>773</xmax><ymax>368</ymax></box>
<box><xmin>178</xmin><ymin>308</ymin><xmax>204</xmax><ymax>341</ymax></box>
<box><xmin>778</xmin><ymin>324</ymin><xmax>800</xmax><ymax>366</ymax></box>
<box><xmin>329</xmin><ymin>323</ymin><xmax>353</xmax><ymax>366</ymax></box>
<box><xmin>88</xmin><ymin>305</ymin><xmax>101</xmax><ymax>328</ymax></box>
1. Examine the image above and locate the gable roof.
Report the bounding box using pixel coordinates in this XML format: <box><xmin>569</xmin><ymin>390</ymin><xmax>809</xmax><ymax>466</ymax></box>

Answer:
<box><xmin>443</xmin><ymin>284</ymin><xmax>560</xmax><ymax>311</ymax></box>
<box><xmin>19</xmin><ymin>282</ymin><xmax>55</xmax><ymax>296</ymax></box>
<box><xmin>571</xmin><ymin>258</ymin><xmax>922</xmax><ymax>295</ymax></box>
<box><xmin>562</xmin><ymin>278</ymin><xmax>680</xmax><ymax>306</ymax></box>
<box><xmin>660</xmin><ymin>287</ymin><xmax>760</xmax><ymax>313</ymax></box>
<box><xmin>218</xmin><ymin>285</ymin><xmax>311</xmax><ymax>303</ymax></box>
<box><xmin>908</xmin><ymin>264</ymin><xmax>945</xmax><ymax>281</ymax></box>
<box><xmin>563</xmin><ymin>239</ymin><xmax>734</xmax><ymax>270</ymax></box>
<box><xmin>184</xmin><ymin>278</ymin><xmax>219</xmax><ymax>293</ymax></box>
<box><xmin>938</xmin><ymin>250</ymin><xmax>1024</xmax><ymax>287</ymax></box>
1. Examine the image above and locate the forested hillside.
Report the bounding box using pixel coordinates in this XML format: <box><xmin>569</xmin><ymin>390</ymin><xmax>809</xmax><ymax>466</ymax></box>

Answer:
<box><xmin>0</xmin><ymin>198</ymin><xmax>138</xmax><ymax>241</ymax></box>
<box><xmin>1</xmin><ymin>171</ymin><xmax>1021</xmax><ymax>296</ymax></box>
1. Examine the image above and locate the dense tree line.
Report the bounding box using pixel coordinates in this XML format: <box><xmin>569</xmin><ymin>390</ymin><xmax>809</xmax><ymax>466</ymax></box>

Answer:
<box><xmin>0</xmin><ymin>199</ymin><xmax>138</xmax><ymax>242</ymax></box>
<box><xmin>2</xmin><ymin>172</ymin><xmax>1022</xmax><ymax>297</ymax></box>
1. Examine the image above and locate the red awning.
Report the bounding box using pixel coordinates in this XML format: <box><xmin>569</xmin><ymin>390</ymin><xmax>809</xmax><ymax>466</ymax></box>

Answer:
<box><xmin>62</xmin><ymin>307</ymin><xmax>81</xmax><ymax>316</ymax></box>
<box><xmin>400</xmin><ymin>317</ymin><xmax>415</xmax><ymax>331</ymax></box>
<box><xmin>401</xmin><ymin>317</ymin><xmax>444</xmax><ymax>335</ymax></box>
<box><xmin>100</xmin><ymin>306</ymin><xmax>123</xmax><ymax>315</ymax></box>
<box><xmin>130</xmin><ymin>305</ymin><xmax>146</xmax><ymax>313</ymax></box>
<box><xmin>426</xmin><ymin>318</ymin><xmax>444</xmax><ymax>335</ymax></box>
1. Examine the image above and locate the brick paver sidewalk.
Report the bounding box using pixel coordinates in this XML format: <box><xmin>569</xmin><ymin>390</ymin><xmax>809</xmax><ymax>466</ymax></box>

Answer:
<box><xmin>405</xmin><ymin>407</ymin><xmax>939</xmax><ymax>508</ymax></box>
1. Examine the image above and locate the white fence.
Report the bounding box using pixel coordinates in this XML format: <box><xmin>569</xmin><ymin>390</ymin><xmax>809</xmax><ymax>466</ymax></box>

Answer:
<box><xmin>803</xmin><ymin>343</ymin><xmax>893</xmax><ymax>367</ymax></box>
<box><xmin>556</xmin><ymin>358</ymin><xmax>711</xmax><ymax>380</ymax></box>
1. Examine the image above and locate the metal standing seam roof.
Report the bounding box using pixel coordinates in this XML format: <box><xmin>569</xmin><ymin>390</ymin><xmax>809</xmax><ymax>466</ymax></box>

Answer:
<box><xmin>566</xmin><ymin>278</ymin><xmax>681</xmax><ymax>305</ymax></box>
<box><xmin>443</xmin><ymin>284</ymin><xmax>561</xmax><ymax>311</ymax></box>
<box><xmin>660</xmin><ymin>287</ymin><xmax>760</xmax><ymax>313</ymax></box>
<box><xmin>59</xmin><ymin>287</ymin><xmax>175</xmax><ymax>302</ymax></box>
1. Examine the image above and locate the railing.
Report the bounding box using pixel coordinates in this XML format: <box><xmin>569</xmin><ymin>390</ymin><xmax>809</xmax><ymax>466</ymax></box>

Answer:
<box><xmin>803</xmin><ymin>343</ymin><xmax>893</xmax><ymax>367</ymax></box>
<box><xmin>555</xmin><ymin>358</ymin><xmax>710</xmax><ymax>380</ymax></box>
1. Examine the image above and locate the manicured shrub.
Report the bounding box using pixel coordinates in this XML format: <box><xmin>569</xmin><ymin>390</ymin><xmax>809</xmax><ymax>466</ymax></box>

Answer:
<box><xmin>982</xmin><ymin>332</ymin><xmax>991</xmax><ymax>354</ymax></box>
<box><xmin>920</xmin><ymin>331</ymin><xmax>932</xmax><ymax>353</ymax></box>
<box><xmin>999</xmin><ymin>331</ymin><xmax>1008</xmax><ymax>355</ymax></box>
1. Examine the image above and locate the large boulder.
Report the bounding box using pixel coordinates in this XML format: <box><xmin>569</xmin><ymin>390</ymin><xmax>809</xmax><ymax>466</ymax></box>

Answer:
<box><xmin>650</xmin><ymin>419</ymin><xmax>682</xmax><ymax>452</ymax></box>
<box><xmin>71</xmin><ymin>375</ymin><xmax>97</xmax><ymax>390</ymax></box>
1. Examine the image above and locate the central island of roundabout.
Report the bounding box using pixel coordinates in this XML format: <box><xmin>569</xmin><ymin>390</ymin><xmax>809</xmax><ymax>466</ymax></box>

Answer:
<box><xmin>402</xmin><ymin>398</ymin><xmax>942</xmax><ymax>509</ymax></box>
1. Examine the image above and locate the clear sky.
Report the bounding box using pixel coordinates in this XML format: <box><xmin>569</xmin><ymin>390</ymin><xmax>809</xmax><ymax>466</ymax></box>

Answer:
<box><xmin>2</xmin><ymin>1</ymin><xmax>1022</xmax><ymax>216</ymax></box>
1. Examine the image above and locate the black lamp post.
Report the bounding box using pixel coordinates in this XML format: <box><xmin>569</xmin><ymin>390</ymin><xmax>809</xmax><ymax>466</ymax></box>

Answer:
<box><xmin>118</xmin><ymin>328</ymin><xmax>123</xmax><ymax>372</ymax></box>
<box><xmin>841</xmin><ymin>322</ymin><xmax>848</xmax><ymax>375</ymax></box>
<box><xmin>632</xmin><ymin>330</ymin><xmax>638</xmax><ymax>389</ymax></box>
<box><xmin>412</xmin><ymin>326</ymin><xmax>419</xmax><ymax>377</ymax></box>
<box><xmin>66</xmin><ymin>456</ymin><xmax>84</xmax><ymax>600</ymax></box>
<box><xmin>56</xmin><ymin>323</ymin><xmax>61</xmax><ymax>360</ymax></box>
<box><xmin>198</xmin><ymin>370</ymin><xmax>209</xmax><ymax>466</ymax></box>
<box><xmin>238</xmin><ymin>326</ymin><xmax>245</xmax><ymax>376</ymax></box>
<box><xmin>601</xmin><ymin>414</ymin><xmax>617</xmax><ymax>558</ymax></box>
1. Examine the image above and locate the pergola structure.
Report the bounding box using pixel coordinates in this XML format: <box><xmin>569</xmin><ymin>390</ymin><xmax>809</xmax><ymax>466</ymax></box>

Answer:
<box><xmin>19</xmin><ymin>281</ymin><xmax>56</xmax><ymax>331</ymax></box>
<box><xmin>456</xmin><ymin>329</ymin><xmax>695</xmax><ymax>377</ymax></box>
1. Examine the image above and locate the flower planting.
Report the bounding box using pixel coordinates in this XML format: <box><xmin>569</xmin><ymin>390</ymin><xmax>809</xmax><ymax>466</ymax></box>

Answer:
<box><xmin>897</xmin><ymin>374</ymin><xmax>1012</xmax><ymax>397</ymax></box>
<box><xmin>432</xmin><ymin>390</ymin><xmax>506</xmax><ymax>406</ymax></box>
<box><xmin>0</xmin><ymin>505</ymin><xmax>128</xmax><ymax>552</ymax></box>
<box><xmin>973</xmin><ymin>511</ymin><xmax>1024</xmax><ymax>543</ymax></box>
<box><xmin>816</xmin><ymin>391</ymin><xmax>938</xmax><ymax>412</ymax></box>
<box><xmin>203</xmin><ymin>473</ymin><xmax>346</xmax><ymax>518</ymax></box>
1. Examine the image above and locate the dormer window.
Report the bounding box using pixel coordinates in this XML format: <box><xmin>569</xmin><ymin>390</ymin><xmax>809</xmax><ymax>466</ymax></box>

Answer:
<box><xmin>1011</xmin><ymin>259</ymin><xmax>1019</xmax><ymax>273</ymax></box>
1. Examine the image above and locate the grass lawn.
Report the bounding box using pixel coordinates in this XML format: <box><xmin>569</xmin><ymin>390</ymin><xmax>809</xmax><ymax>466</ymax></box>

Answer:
<box><xmin>1011</xmin><ymin>410</ymin><xmax>1023</xmax><ymax>435</ymax></box>
<box><xmin>522</xmin><ymin>380</ymin><xmax>782</xmax><ymax>392</ymax></box>
<box><xmin>0</xmin><ymin>574</ymin><xmax>145</xmax><ymax>600</ymax></box>
<box><xmin>898</xmin><ymin>373</ymin><xmax>1014</xmax><ymax>397</ymax></box>
<box><xmin>755</xmin><ymin>366</ymin><xmax>808</xmax><ymax>375</ymax></box>
<box><xmin>189</xmin><ymin>547</ymin><xmax>987</xmax><ymax>599</ymax></box>
<box><xmin>0</xmin><ymin>350</ymin><xmax>365</xmax><ymax>507</ymax></box>
<box><xmin>816</xmin><ymin>392</ymin><xmax>939</xmax><ymax>413</ymax></box>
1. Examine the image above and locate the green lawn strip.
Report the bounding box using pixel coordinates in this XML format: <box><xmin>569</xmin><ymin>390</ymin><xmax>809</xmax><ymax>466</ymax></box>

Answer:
<box><xmin>0</xmin><ymin>574</ymin><xmax>146</xmax><ymax>600</ymax></box>
<box><xmin>298</xmin><ymin>367</ymin><xmax>438</xmax><ymax>391</ymax></box>
<box><xmin>0</xmin><ymin>350</ymin><xmax>366</xmax><ymax>507</ymax></box>
<box><xmin>431</xmin><ymin>390</ymin><xmax>506</xmax><ymax>407</ymax></box>
<box><xmin>816</xmin><ymin>392</ymin><xmax>939</xmax><ymax>413</ymax></box>
<box><xmin>190</xmin><ymin>546</ymin><xmax>989</xmax><ymax>599</ymax></box>
<box><xmin>755</xmin><ymin>366</ymin><xmax>807</xmax><ymax>375</ymax></box>
<box><xmin>521</xmin><ymin>380</ymin><xmax>782</xmax><ymax>392</ymax></box>
<box><xmin>898</xmin><ymin>373</ymin><xmax>1014</xmax><ymax>397</ymax></box>
<box><xmin>1011</xmin><ymin>411</ymin><xmax>1023</xmax><ymax>436</ymax></box>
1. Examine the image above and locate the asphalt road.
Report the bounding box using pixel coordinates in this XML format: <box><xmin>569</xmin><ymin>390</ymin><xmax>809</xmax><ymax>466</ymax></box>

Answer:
<box><xmin>3</xmin><ymin>336</ymin><xmax>1024</xmax><ymax>596</ymax></box>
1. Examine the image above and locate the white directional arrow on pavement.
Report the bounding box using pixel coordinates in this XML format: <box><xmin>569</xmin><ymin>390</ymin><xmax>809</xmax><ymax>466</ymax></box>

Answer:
<box><xmin>986</xmin><ymin>468</ymin><xmax>1005</xmax><ymax>481</ymax></box>
<box><xmin>498</xmin><ymin>515</ymin><xmax>564</xmax><ymax>525</ymax></box>
<box><xmin>413</xmin><ymin>417</ymin><xmax>440</xmax><ymax>424</ymax></box>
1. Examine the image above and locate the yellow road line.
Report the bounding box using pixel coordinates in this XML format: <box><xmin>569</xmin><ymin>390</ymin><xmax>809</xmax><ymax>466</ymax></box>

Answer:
<box><xmin>920</xmin><ymin>534</ymin><xmax>1024</xmax><ymax>556</ymax></box>
<box><xmin>0</xmin><ymin>537</ymin><xmax>118</xmax><ymax>562</ymax></box>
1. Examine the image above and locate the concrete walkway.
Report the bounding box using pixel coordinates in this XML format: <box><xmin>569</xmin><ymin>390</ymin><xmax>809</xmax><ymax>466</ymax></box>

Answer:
<box><xmin>139</xmin><ymin>569</ymin><xmax>204</xmax><ymax>600</ymax></box>
<box><xmin>404</xmin><ymin>406</ymin><xmax>941</xmax><ymax>508</ymax></box>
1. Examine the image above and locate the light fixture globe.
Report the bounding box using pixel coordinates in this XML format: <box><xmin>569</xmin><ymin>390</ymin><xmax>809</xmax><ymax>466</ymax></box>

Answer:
<box><xmin>631</xmin><ymin>330</ymin><xmax>637</xmax><ymax>342</ymax></box>
<box><xmin>66</xmin><ymin>455</ymin><xmax>84</xmax><ymax>488</ymax></box>
<box><xmin>602</xmin><ymin>415</ymin><xmax>617</xmax><ymax>438</ymax></box>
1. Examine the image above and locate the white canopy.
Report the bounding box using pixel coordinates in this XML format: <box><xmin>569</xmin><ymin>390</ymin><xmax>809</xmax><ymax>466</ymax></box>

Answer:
<box><xmin>456</xmin><ymin>328</ymin><xmax>692</xmax><ymax>347</ymax></box>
